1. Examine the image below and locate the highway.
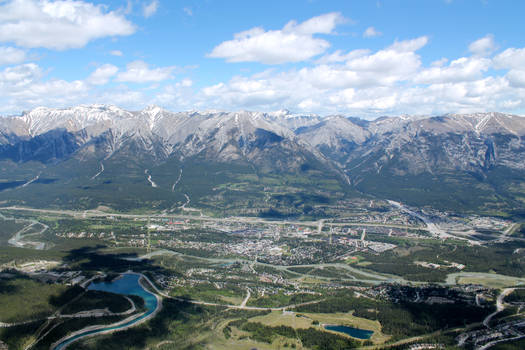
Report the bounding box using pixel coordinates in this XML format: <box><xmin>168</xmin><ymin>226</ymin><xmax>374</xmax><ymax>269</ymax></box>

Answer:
<box><xmin>0</xmin><ymin>205</ymin><xmax>426</xmax><ymax>232</ymax></box>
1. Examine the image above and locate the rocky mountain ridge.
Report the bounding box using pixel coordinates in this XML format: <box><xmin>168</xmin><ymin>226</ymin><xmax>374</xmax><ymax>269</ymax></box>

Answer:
<box><xmin>1</xmin><ymin>106</ymin><xmax>524</xmax><ymax>212</ymax></box>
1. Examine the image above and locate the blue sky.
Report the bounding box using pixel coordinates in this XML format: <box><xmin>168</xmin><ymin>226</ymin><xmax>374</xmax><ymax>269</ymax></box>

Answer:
<box><xmin>0</xmin><ymin>0</ymin><xmax>524</xmax><ymax>117</ymax></box>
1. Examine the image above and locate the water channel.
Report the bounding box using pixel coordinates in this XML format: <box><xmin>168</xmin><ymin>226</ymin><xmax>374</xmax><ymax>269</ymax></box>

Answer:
<box><xmin>53</xmin><ymin>273</ymin><xmax>158</xmax><ymax>350</ymax></box>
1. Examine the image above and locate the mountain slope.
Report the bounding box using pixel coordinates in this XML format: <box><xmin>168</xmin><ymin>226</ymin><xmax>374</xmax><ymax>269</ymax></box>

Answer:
<box><xmin>0</xmin><ymin>106</ymin><xmax>524</xmax><ymax>215</ymax></box>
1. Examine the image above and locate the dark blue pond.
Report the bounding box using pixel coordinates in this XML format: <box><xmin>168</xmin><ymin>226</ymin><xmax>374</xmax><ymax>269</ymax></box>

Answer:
<box><xmin>324</xmin><ymin>324</ymin><xmax>374</xmax><ymax>339</ymax></box>
<box><xmin>53</xmin><ymin>273</ymin><xmax>157</xmax><ymax>350</ymax></box>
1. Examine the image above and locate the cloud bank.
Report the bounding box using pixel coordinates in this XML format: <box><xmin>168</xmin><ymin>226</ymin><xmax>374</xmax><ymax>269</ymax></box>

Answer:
<box><xmin>208</xmin><ymin>13</ymin><xmax>344</xmax><ymax>64</ymax></box>
<box><xmin>0</xmin><ymin>0</ymin><xmax>135</xmax><ymax>50</ymax></box>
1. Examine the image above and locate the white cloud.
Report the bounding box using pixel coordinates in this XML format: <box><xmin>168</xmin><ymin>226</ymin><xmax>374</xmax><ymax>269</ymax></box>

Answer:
<box><xmin>183</xmin><ymin>7</ymin><xmax>192</xmax><ymax>16</ymax></box>
<box><xmin>179</xmin><ymin>78</ymin><xmax>193</xmax><ymax>87</ymax></box>
<box><xmin>493</xmin><ymin>48</ymin><xmax>525</xmax><ymax>70</ymax></box>
<box><xmin>197</xmin><ymin>38</ymin><xmax>525</xmax><ymax>116</ymax></box>
<box><xmin>116</xmin><ymin>60</ymin><xmax>175</xmax><ymax>83</ymax></box>
<box><xmin>143</xmin><ymin>0</ymin><xmax>159</xmax><ymax>18</ymax></box>
<box><xmin>208</xmin><ymin>12</ymin><xmax>344</xmax><ymax>64</ymax></box>
<box><xmin>0</xmin><ymin>63</ymin><xmax>42</xmax><ymax>85</ymax></box>
<box><xmin>110</xmin><ymin>50</ymin><xmax>123</xmax><ymax>57</ymax></box>
<box><xmin>345</xmin><ymin>46</ymin><xmax>423</xmax><ymax>77</ymax></box>
<box><xmin>363</xmin><ymin>26</ymin><xmax>382</xmax><ymax>38</ymax></box>
<box><xmin>431</xmin><ymin>58</ymin><xmax>448</xmax><ymax>67</ymax></box>
<box><xmin>505</xmin><ymin>70</ymin><xmax>525</xmax><ymax>88</ymax></box>
<box><xmin>284</xmin><ymin>12</ymin><xmax>345</xmax><ymax>35</ymax></box>
<box><xmin>388</xmin><ymin>36</ymin><xmax>428</xmax><ymax>52</ymax></box>
<box><xmin>494</xmin><ymin>47</ymin><xmax>525</xmax><ymax>88</ymax></box>
<box><xmin>414</xmin><ymin>57</ymin><xmax>490</xmax><ymax>84</ymax></box>
<box><xmin>469</xmin><ymin>34</ymin><xmax>496</xmax><ymax>56</ymax></box>
<box><xmin>0</xmin><ymin>63</ymin><xmax>88</xmax><ymax>111</ymax></box>
<box><xmin>95</xmin><ymin>88</ymin><xmax>145</xmax><ymax>109</ymax></box>
<box><xmin>0</xmin><ymin>59</ymin><xmax>187</xmax><ymax>114</ymax></box>
<box><xmin>87</xmin><ymin>64</ymin><xmax>118</xmax><ymax>85</ymax></box>
<box><xmin>2</xmin><ymin>35</ymin><xmax>525</xmax><ymax>118</ymax></box>
<box><xmin>154</xmin><ymin>79</ymin><xmax>195</xmax><ymax>108</ymax></box>
<box><xmin>0</xmin><ymin>0</ymin><xmax>135</xmax><ymax>50</ymax></box>
<box><xmin>201</xmin><ymin>37</ymin><xmax>429</xmax><ymax>111</ymax></box>
<box><xmin>316</xmin><ymin>49</ymin><xmax>370</xmax><ymax>64</ymax></box>
<box><xmin>0</xmin><ymin>46</ymin><xmax>26</xmax><ymax>65</ymax></box>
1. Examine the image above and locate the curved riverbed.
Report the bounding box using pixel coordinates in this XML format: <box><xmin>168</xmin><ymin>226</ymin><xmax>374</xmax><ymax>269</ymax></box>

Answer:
<box><xmin>52</xmin><ymin>273</ymin><xmax>159</xmax><ymax>350</ymax></box>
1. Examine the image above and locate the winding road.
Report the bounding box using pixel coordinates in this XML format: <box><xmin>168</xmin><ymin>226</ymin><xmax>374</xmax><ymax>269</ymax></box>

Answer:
<box><xmin>483</xmin><ymin>288</ymin><xmax>515</xmax><ymax>328</ymax></box>
<box><xmin>1</xmin><ymin>211</ymin><xmax>49</xmax><ymax>250</ymax></box>
<box><xmin>240</xmin><ymin>289</ymin><xmax>251</xmax><ymax>308</ymax></box>
<box><xmin>128</xmin><ymin>248</ymin><xmax>401</xmax><ymax>285</ymax></box>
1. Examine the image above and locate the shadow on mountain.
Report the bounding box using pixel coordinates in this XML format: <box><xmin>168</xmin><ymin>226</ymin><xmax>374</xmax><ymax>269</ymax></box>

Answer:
<box><xmin>0</xmin><ymin>128</ymin><xmax>79</xmax><ymax>163</ymax></box>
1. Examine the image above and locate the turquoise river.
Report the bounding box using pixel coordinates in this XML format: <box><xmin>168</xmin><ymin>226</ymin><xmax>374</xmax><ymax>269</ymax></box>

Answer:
<box><xmin>53</xmin><ymin>273</ymin><xmax>158</xmax><ymax>350</ymax></box>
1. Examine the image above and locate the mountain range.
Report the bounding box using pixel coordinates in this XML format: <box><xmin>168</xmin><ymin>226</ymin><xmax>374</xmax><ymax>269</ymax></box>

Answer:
<box><xmin>1</xmin><ymin>105</ymin><xmax>524</xmax><ymax>216</ymax></box>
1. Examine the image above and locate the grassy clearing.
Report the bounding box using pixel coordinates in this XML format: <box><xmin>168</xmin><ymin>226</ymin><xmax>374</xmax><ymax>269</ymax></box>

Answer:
<box><xmin>207</xmin><ymin>322</ymin><xmax>293</xmax><ymax>350</ymax></box>
<box><xmin>454</xmin><ymin>273</ymin><xmax>525</xmax><ymax>289</ymax></box>
<box><xmin>250</xmin><ymin>310</ymin><xmax>389</xmax><ymax>344</ymax></box>
<box><xmin>207</xmin><ymin>334</ymin><xmax>289</xmax><ymax>350</ymax></box>
<box><xmin>219</xmin><ymin>295</ymin><xmax>244</xmax><ymax>305</ymax></box>
<box><xmin>168</xmin><ymin>283</ymin><xmax>245</xmax><ymax>303</ymax></box>
<box><xmin>209</xmin><ymin>318</ymin><xmax>304</xmax><ymax>350</ymax></box>
<box><xmin>247</xmin><ymin>291</ymin><xmax>320</xmax><ymax>308</ymax></box>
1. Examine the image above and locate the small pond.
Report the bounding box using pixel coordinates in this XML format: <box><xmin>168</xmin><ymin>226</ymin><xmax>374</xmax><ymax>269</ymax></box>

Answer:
<box><xmin>324</xmin><ymin>324</ymin><xmax>374</xmax><ymax>339</ymax></box>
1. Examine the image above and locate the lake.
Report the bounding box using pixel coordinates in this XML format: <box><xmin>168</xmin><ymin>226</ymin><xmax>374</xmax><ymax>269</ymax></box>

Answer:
<box><xmin>324</xmin><ymin>324</ymin><xmax>374</xmax><ymax>339</ymax></box>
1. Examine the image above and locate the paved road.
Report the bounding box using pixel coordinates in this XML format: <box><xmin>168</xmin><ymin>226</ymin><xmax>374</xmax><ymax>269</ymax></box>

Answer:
<box><xmin>240</xmin><ymin>289</ymin><xmax>251</xmax><ymax>308</ymax></box>
<box><xmin>0</xmin><ymin>206</ymin><xmax>424</xmax><ymax>232</ymax></box>
<box><xmin>139</xmin><ymin>272</ymin><xmax>324</xmax><ymax>311</ymax></box>
<box><xmin>131</xmin><ymin>248</ymin><xmax>402</xmax><ymax>285</ymax></box>
<box><xmin>483</xmin><ymin>288</ymin><xmax>515</xmax><ymax>328</ymax></box>
<box><xmin>2</xmin><ymin>212</ymin><xmax>49</xmax><ymax>250</ymax></box>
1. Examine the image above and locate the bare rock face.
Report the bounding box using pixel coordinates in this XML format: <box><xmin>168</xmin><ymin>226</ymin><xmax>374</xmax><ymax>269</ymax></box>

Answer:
<box><xmin>3</xmin><ymin>106</ymin><xmax>524</xmax><ymax>172</ymax></box>
<box><xmin>1</xmin><ymin>105</ymin><xmax>524</xmax><ymax>210</ymax></box>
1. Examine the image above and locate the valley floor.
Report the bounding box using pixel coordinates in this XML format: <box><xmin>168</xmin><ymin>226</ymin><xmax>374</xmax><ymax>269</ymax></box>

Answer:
<box><xmin>0</xmin><ymin>203</ymin><xmax>524</xmax><ymax>350</ymax></box>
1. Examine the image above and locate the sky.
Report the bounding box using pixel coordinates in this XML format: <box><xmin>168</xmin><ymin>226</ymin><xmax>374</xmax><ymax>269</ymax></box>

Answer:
<box><xmin>0</xmin><ymin>0</ymin><xmax>524</xmax><ymax>118</ymax></box>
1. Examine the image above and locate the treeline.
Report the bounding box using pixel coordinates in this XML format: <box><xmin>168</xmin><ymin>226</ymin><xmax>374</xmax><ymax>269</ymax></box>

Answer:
<box><xmin>61</xmin><ymin>290</ymin><xmax>132</xmax><ymax>314</ymax></box>
<box><xmin>248</xmin><ymin>292</ymin><xmax>320</xmax><ymax>308</ymax></box>
<box><xmin>228</xmin><ymin>320</ymin><xmax>361</xmax><ymax>349</ymax></box>
<box><xmin>294</xmin><ymin>291</ymin><xmax>491</xmax><ymax>339</ymax></box>
<box><xmin>505</xmin><ymin>289</ymin><xmax>525</xmax><ymax>303</ymax></box>
<box><xmin>360</xmin><ymin>240</ymin><xmax>525</xmax><ymax>282</ymax></box>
